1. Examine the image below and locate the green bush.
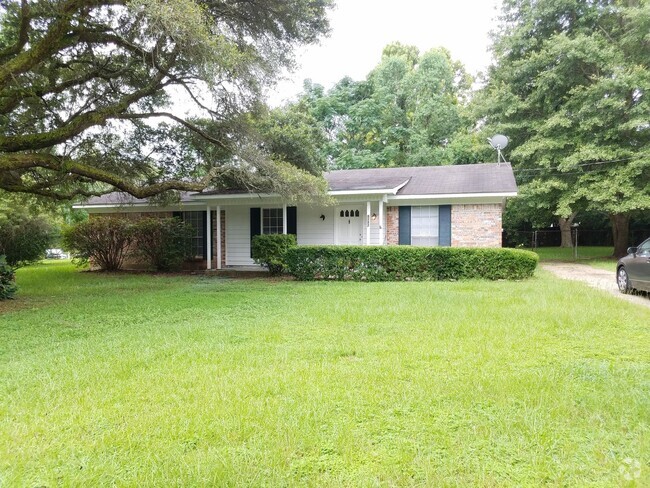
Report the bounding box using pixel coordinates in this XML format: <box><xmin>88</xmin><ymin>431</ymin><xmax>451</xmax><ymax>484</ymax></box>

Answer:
<box><xmin>285</xmin><ymin>246</ymin><xmax>539</xmax><ymax>281</ymax></box>
<box><xmin>132</xmin><ymin>218</ymin><xmax>194</xmax><ymax>271</ymax></box>
<box><xmin>0</xmin><ymin>255</ymin><xmax>17</xmax><ymax>300</ymax></box>
<box><xmin>62</xmin><ymin>218</ymin><xmax>134</xmax><ymax>271</ymax></box>
<box><xmin>252</xmin><ymin>234</ymin><xmax>297</xmax><ymax>275</ymax></box>
<box><xmin>0</xmin><ymin>213</ymin><xmax>53</xmax><ymax>268</ymax></box>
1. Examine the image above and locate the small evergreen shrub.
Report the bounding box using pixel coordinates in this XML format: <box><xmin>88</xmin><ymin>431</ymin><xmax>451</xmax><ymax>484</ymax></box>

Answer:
<box><xmin>0</xmin><ymin>214</ymin><xmax>53</xmax><ymax>268</ymax></box>
<box><xmin>62</xmin><ymin>217</ymin><xmax>134</xmax><ymax>271</ymax></box>
<box><xmin>132</xmin><ymin>218</ymin><xmax>194</xmax><ymax>271</ymax></box>
<box><xmin>285</xmin><ymin>246</ymin><xmax>538</xmax><ymax>281</ymax></box>
<box><xmin>252</xmin><ymin>234</ymin><xmax>297</xmax><ymax>275</ymax></box>
<box><xmin>0</xmin><ymin>255</ymin><xmax>17</xmax><ymax>300</ymax></box>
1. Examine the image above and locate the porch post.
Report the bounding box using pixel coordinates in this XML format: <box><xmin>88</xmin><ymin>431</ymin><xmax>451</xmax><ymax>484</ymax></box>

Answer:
<box><xmin>366</xmin><ymin>201</ymin><xmax>371</xmax><ymax>245</ymax></box>
<box><xmin>206</xmin><ymin>205</ymin><xmax>212</xmax><ymax>270</ymax></box>
<box><xmin>282</xmin><ymin>204</ymin><xmax>288</xmax><ymax>234</ymax></box>
<box><xmin>378</xmin><ymin>198</ymin><xmax>384</xmax><ymax>245</ymax></box>
<box><xmin>216</xmin><ymin>205</ymin><xmax>222</xmax><ymax>270</ymax></box>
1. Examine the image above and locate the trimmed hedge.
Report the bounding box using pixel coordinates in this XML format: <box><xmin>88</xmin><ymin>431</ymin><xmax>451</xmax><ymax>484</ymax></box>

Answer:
<box><xmin>285</xmin><ymin>246</ymin><xmax>539</xmax><ymax>281</ymax></box>
<box><xmin>252</xmin><ymin>234</ymin><xmax>297</xmax><ymax>275</ymax></box>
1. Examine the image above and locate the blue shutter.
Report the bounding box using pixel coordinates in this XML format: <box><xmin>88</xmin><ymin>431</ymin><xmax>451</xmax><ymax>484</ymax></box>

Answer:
<box><xmin>439</xmin><ymin>205</ymin><xmax>451</xmax><ymax>247</ymax></box>
<box><xmin>398</xmin><ymin>206</ymin><xmax>411</xmax><ymax>245</ymax></box>
<box><xmin>250</xmin><ymin>208</ymin><xmax>261</xmax><ymax>257</ymax></box>
<box><xmin>287</xmin><ymin>206</ymin><xmax>297</xmax><ymax>235</ymax></box>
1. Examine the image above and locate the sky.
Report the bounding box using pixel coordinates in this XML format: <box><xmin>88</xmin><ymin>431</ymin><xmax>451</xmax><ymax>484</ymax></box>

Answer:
<box><xmin>268</xmin><ymin>0</ymin><xmax>503</xmax><ymax>106</ymax></box>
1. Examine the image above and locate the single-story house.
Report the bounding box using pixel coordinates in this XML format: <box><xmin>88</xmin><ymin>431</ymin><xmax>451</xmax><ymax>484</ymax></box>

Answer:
<box><xmin>74</xmin><ymin>163</ymin><xmax>517</xmax><ymax>269</ymax></box>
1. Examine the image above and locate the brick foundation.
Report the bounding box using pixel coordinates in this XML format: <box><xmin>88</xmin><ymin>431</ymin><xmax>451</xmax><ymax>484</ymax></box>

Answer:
<box><xmin>451</xmin><ymin>204</ymin><xmax>502</xmax><ymax>247</ymax></box>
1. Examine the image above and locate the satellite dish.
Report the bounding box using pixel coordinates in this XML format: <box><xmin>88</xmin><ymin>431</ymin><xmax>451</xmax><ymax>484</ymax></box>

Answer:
<box><xmin>487</xmin><ymin>134</ymin><xmax>509</xmax><ymax>164</ymax></box>
<box><xmin>488</xmin><ymin>134</ymin><xmax>509</xmax><ymax>150</ymax></box>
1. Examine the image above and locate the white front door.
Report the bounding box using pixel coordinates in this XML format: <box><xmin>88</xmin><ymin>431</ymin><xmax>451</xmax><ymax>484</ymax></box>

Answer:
<box><xmin>336</xmin><ymin>207</ymin><xmax>363</xmax><ymax>245</ymax></box>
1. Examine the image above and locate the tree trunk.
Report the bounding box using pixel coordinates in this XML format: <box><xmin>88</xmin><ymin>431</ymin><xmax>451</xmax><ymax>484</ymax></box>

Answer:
<box><xmin>558</xmin><ymin>213</ymin><xmax>576</xmax><ymax>248</ymax></box>
<box><xmin>610</xmin><ymin>213</ymin><xmax>630</xmax><ymax>258</ymax></box>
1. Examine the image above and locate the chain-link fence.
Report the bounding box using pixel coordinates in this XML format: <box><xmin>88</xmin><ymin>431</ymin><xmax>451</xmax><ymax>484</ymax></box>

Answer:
<box><xmin>503</xmin><ymin>228</ymin><xmax>650</xmax><ymax>249</ymax></box>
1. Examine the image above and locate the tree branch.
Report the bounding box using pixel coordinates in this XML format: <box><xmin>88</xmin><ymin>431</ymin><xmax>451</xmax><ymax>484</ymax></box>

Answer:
<box><xmin>0</xmin><ymin>152</ymin><xmax>210</xmax><ymax>199</ymax></box>
<box><xmin>119</xmin><ymin>112</ymin><xmax>229</xmax><ymax>150</ymax></box>
<box><xmin>0</xmin><ymin>0</ymin><xmax>31</xmax><ymax>62</ymax></box>
<box><xmin>0</xmin><ymin>69</ymin><xmax>169</xmax><ymax>152</ymax></box>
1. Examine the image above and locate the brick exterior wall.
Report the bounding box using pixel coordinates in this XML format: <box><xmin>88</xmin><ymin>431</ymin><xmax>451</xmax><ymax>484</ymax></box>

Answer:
<box><xmin>382</xmin><ymin>204</ymin><xmax>503</xmax><ymax>248</ymax></box>
<box><xmin>451</xmin><ymin>204</ymin><xmax>503</xmax><ymax>247</ymax></box>
<box><xmin>386</xmin><ymin>206</ymin><xmax>399</xmax><ymax>245</ymax></box>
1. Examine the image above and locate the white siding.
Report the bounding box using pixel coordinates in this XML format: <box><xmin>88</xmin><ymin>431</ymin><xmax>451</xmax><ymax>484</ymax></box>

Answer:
<box><xmin>225</xmin><ymin>200</ymin><xmax>387</xmax><ymax>266</ymax></box>
<box><xmin>361</xmin><ymin>201</ymin><xmax>383</xmax><ymax>245</ymax></box>
<box><xmin>225</xmin><ymin>206</ymin><xmax>255</xmax><ymax>266</ymax></box>
<box><xmin>296</xmin><ymin>206</ymin><xmax>334</xmax><ymax>245</ymax></box>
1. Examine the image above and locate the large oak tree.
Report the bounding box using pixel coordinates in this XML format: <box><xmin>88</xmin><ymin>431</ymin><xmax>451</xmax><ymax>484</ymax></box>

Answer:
<box><xmin>0</xmin><ymin>0</ymin><xmax>332</xmax><ymax>200</ymax></box>
<box><xmin>480</xmin><ymin>0</ymin><xmax>650</xmax><ymax>256</ymax></box>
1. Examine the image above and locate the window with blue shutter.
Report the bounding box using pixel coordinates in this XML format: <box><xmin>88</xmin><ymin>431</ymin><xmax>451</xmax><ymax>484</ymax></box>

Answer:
<box><xmin>398</xmin><ymin>206</ymin><xmax>411</xmax><ymax>245</ymax></box>
<box><xmin>438</xmin><ymin>205</ymin><xmax>451</xmax><ymax>247</ymax></box>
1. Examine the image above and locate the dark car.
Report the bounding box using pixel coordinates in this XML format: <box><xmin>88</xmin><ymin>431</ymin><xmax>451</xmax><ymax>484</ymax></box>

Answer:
<box><xmin>617</xmin><ymin>238</ymin><xmax>650</xmax><ymax>294</ymax></box>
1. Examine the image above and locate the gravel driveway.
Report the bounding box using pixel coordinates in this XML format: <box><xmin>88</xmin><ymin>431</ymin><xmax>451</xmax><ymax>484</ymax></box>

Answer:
<box><xmin>542</xmin><ymin>263</ymin><xmax>650</xmax><ymax>309</ymax></box>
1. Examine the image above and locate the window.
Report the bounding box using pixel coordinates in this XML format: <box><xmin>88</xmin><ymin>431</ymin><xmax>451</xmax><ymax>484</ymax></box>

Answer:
<box><xmin>411</xmin><ymin>206</ymin><xmax>439</xmax><ymax>246</ymax></box>
<box><xmin>638</xmin><ymin>239</ymin><xmax>650</xmax><ymax>254</ymax></box>
<box><xmin>182</xmin><ymin>211</ymin><xmax>205</xmax><ymax>258</ymax></box>
<box><xmin>262</xmin><ymin>208</ymin><xmax>283</xmax><ymax>234</ymax></box>
<box><xmin>340</xmin><ymin>209</ymin><xmax>360</xmax><ymax>218</ymax></box>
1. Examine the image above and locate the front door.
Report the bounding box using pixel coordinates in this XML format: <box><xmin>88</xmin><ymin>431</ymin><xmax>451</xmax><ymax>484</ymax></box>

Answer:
<box><xmin>336</xmin><ymin>207</ymin><xmax>363</xmax><ymax>245</ymax></box>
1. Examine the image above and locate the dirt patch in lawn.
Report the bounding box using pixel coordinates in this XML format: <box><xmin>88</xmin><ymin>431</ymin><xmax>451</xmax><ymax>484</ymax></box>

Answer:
<box><xmin>542</xmin><ymin>262</ymin><xmax>650</xmax><ymax>309</ymax></box>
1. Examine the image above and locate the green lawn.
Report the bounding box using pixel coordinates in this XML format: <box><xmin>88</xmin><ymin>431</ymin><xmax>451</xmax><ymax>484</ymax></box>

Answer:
<box><xmin>529</xmin><ymin>246</ymin><xmax>619</xmax><ymax>271</ymax></box>
<box><xmin>530</xmin><ymin>246</ymin><xmax>615</xmax><ymax>262</ymax></box>
<box><xmin>1</xmin><ymin>262</ymin><xmax>649</xmax><ymax>486</ymax></box>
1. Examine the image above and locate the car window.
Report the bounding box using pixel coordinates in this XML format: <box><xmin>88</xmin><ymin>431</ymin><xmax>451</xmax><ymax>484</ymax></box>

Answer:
<box><xmin>638</xmin><ymin>239</ymin><xmax>650</xmax><ymax>254</ymax></box>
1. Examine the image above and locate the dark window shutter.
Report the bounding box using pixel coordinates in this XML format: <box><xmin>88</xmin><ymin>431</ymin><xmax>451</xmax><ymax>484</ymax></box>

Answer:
<box><xmin>398</xmin><ymin>206</ymin><xmax>411</xmax><ymax>245</ymax></box>
<box><xmin>201</xmin><ymin>211</ymin><xmax>207</xmax><ymax>259</ymax></box>
<box><xmin>287</xmin><ymin>206</ymin><xmax>297</xmax><ymax>235</ymax></box>
<box><xmin>250</xmin><ymin>207</ymin><xmax>261</xmax><ymax>257</ymax></box>
<box><xmin>439</xmin><ymin>205</ymin><xmax>451</xmax><ymax>247</ymax></box>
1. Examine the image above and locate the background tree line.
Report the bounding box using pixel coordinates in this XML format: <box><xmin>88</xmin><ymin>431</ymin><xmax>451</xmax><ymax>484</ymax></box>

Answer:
<box><xmin>280</xmin><ymin>0</ymin><xmax>649</xmax><ymax>256</ymax></box>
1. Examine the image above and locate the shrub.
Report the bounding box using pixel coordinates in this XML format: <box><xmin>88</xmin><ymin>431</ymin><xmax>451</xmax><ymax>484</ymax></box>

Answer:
<box><xmin>252</xmin><ymin>234</ymin><xmax>297</xmax><ymax>275</ymax></box>
<box><xmin>0</xmin><ymin>213</ymin><xmax>54</xmax><ymax>268</ymax></box>
<box><xmin>285</xmin><ymin>246</ymin><xmax>539</xmax><ymax>281</ymax></box>
<box><xmin>62</xmin><ymin>217</ymin><xmax>134</xmax><ymax>271</ymax></box>
<box><xmin>0</xmin><ymin>255</ymin><xmax>17</xmax><ymax>300</ymax></box>
<box><xmin>132</xmin><ymin>218</ymin><xmax>194</xmax><ymax>271</ymax></box>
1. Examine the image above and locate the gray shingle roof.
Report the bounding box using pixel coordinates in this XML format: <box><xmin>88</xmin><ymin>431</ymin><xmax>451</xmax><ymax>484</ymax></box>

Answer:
<box><xmin>325</xmin><ymin>163</ymin><xmax>517</xmax><ymax>195</ymax></box>
<box><xmin>78</xmin><ymin>163</ymin><xmax>516</xmax><ymax>206</ymax></box>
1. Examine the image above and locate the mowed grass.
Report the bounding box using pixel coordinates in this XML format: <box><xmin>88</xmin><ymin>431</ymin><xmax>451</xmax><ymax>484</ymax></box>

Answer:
<box><xmin>531</xmin><ymin>246</ymin><xmax>619</xmax><ymax>271</ymax></box>
<box><xmin>1</xmin><ymin>262</ymin><xmax>649</xmax><ymax>486</ymax></box>
<box><xmin>531</xmin><ymin>246</ymin><xmax>615</xmax><ymax>262</ymax></box>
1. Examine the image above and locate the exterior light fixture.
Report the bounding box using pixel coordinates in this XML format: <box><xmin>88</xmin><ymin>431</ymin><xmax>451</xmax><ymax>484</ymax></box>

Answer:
<box><xmin>320</xmin><ymin>214</ymin><xmax>325</xmax><ymax>221</ymax></box>
<box><xmin>371</xmin><ymin>213</ymin><xmax>377</xmax><ymax>221</ymax></box>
